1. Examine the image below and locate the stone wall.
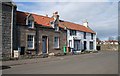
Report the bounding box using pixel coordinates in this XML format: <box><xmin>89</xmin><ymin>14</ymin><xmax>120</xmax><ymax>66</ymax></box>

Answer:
<box><xmin>17</xmin><ymin>25</ymin><xmax>36</xmax><ymax>55</ymax></box>
<box><xmin>0</xmin><ymin>2</ymin><xmax>2</xmax><ymax>58</ymax></box>
<box><xmin>18</xmin><ymin>25</ymin><xmax>67</xmax><ymax>55</ymax></box>
<box><xmin>2</xmin><ymin>3</ymin><xmax>12</xmax><ymax>58</ymax></box>
<box><xmin>38</xmin><ymin>26</ymin><xmax>66</xmax><ymax>55</ymax></box>
<box><xmin>2</xmin><ymin>2</ymin><xmax>17</xmax><ymax>59</ymax></box>
<box><xmin>97</xmin><ymin>44</ymin><xmax>118</xmax><ymax>51</ymax></box>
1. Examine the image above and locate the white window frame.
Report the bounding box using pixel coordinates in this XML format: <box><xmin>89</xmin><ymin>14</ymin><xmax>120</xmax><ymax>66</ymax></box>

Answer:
<box><xmin>54</xmin><ymin>37</ymin><xmax>59</xmax><ymax>48</ymax></box>
<box><xmin>27</xmin><ymin>34</ymin><xmax>35</xmax><ymax>49</ymax></box>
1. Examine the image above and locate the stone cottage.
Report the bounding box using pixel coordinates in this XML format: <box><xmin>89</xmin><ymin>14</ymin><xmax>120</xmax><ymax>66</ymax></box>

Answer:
<box><xmin>16</xmin><ymin>11</ymin><xmax>67</xmax><ymax>56</ymax></box>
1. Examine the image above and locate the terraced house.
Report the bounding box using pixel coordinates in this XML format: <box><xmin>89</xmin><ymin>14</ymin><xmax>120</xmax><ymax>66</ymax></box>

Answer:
<box><xmin>16</xmin><ymin>11</ymin><xmax>66</xmax><ymax>56</ymax></box>
<box><xmin>60</xmin><ymin>20</ymin><xmax>96</xmax><ymax>52</ymax></box>
<box><xmin>2</xmin><ymin>1</ymin><xmax>96</xmax><ymax>59</ymax></box>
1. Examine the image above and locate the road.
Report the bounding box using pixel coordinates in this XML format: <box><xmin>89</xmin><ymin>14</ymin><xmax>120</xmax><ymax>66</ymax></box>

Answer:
<box><xmin>2</xmin><ymin>51</ymin><xmax>118</xmax><ymax>74</ymax></box>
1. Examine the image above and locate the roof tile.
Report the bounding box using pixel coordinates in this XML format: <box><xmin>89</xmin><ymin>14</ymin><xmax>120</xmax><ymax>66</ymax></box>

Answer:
<box><xmin>16</xmin><ymin>11</ymin><xmax>95</xmax><ymax>34</ymax></box>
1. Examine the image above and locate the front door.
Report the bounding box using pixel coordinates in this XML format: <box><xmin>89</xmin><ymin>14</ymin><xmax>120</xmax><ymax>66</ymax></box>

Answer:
<box><xmin>74</xmin><ymin>40</ymin><xmax>80</xmax><ymax>51</ymax></box>
<box><xmin>84</xmin><ymin>41</ymin><xmax>87</xmax><ymax>50</ymax></box>
<box><xmin>42</xmin><ymin>36</ymin><xmax>47</xmax><ymax>53</ymax></box>
<box><xmin>90</xmin><ymin>41</ymin><xmax>93</xmax><ymax>50</ymax></box>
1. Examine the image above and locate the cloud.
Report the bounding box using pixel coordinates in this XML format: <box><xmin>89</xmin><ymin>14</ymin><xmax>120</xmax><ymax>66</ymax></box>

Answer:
<box><xmin>15</xmin><ymin>2</ymin><xmax>118</xmax><ymax>40</ymax></box>
<box><xmin>12</xmin><ymin>0</ymin><xmax>119</xmax><ymax>2</ymax></box>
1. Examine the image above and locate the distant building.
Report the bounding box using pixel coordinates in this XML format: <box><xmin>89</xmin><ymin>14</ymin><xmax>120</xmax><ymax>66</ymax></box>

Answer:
<box><xmin>97</xmin><ymin>40</ymin><xmax>118</xmax><ymax>45</ymax></box>
<box><xmin>97</xmin><ymin>40</ymin><xmax>118</xmax><ymax>51</ymax></box>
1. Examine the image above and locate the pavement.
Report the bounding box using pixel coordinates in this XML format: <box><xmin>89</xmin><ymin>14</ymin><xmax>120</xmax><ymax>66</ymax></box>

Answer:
<box><xmin>2</xmin><ymin>51</ymin><xmax>118</xmax><ymax>74</ymax></box>
<box><xmin>1</xmin><ymin>52</ymin><xmax>96</xmax><ymax>66</ymax></box>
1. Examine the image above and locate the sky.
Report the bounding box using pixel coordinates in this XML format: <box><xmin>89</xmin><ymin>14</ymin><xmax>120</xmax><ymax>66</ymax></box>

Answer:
<box><xmin>12</xmin><ymin>0</ymin><xmax>119</xmax><ymax>40</ymax></box>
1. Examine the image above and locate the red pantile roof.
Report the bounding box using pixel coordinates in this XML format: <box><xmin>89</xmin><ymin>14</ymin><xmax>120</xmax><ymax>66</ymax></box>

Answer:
<box><xmin>16</xmin><ymin>11</ymin><xmax>53</xmax><ymax>27</ymax></box>
<box><xmin>16</xmin><ymin>11</ymin><xmax>29</xmax><ymax>25</ymax></box>
<box><xmin>59</xmin><ymin>20</ymin><xmax>95</xmax><ymax>34</ymax></box>
<box><xmin>16</xmin><ymin>11</ymin><xmax>96</xmax><ymax>34</ymax></box>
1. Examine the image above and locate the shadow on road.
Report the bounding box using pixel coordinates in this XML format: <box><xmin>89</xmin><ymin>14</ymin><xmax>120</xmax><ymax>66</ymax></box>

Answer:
<box><xmin>0</xmin><ymin>66</ymin><xmax>11</xmax><ymax>70</ymax></box>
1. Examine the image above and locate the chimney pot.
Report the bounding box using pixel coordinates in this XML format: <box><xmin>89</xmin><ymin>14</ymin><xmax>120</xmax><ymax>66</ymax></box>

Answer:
<box><xmin>83</xmin><ymin>19</ymin><xmax>88</xmax><ymax>27</ymax></box>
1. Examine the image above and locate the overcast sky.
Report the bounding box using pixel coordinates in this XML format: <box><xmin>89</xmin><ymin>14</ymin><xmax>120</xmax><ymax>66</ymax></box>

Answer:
<box><xmin>13</xmin><ymin>0</ymin><xmax>119</xmax><ymax>40</ymax></box>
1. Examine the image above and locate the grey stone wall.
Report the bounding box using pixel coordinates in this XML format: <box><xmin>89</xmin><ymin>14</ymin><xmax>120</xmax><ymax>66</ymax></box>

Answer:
<box><xmin>38</xmin><ymin>26</ymin><xmax>66</xmax><ymax>55</ymax></box>
<box><xmin>2</xmin><ymin>3</ymin><xmax>12</xmax><ymax>58</ymax></box>
<box><xmin>18</xmin><ymin>25</ymin><xmax>67</xmax><ymax>55</ymax></box>
<box><xmin>2</xmin><ymin>2</ymin><xmax>17</xmax><ymax>59</ymax></box>
<box><xmin>0</xmin><ymin>2</ymin><xmax>2</xmax><ymax>58</ymax></box>
<box><xmin>97</xmin><ymin>44</ymin><xmax>118</xmax><ymax>51</ymax></box>
<box><xmin>17</xmin><ymin>25</ymin><xmax>36</xmax><ymax>55</ymax></box>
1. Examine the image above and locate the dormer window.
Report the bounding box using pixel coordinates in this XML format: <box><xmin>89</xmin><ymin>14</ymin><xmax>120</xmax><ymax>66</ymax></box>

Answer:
<box><xmin>26</xmin><ymin>14</ymin><xmax>34</xmax><ymax>28</ymax></box>
<box><xmin>54</xmin><ymin>24</ymin><xmax>59</xmax><ymax>31</ymax></box>
<box><xmin>28</xmin><ymin>20</ymin><xmax>33</xmax><ymax>28</ymax></box>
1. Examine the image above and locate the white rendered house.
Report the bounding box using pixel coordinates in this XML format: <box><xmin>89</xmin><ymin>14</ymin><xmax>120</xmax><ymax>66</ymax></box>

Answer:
<box><xmin>60</xmin><ymin>20</ymin><xmax>97</xmax><ymax>52</ymax></box>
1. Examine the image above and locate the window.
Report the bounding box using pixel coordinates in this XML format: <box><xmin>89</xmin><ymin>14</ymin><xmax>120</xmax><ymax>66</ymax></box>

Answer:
<box><xmin>54</xmin><ymin>37</ymin><xmax>59</xmax><ymax>48</ymax></box>
<box><xmin>27</xmin><ymin>35</ymin><xmax>34</xmax><ymax>49</ymax></box>
<box><xmin>70</xmin><ymin>30</ymin><xmax>76</xmax><ymax>36</ymax></box>
<box><xmin>91</xmin><ymin>33</ymin><xmax>94</xmax><ymax>40</ymax></box>
<box><xmin>54</xmin><ymin>24</ymin><xmax>59</xmax><ymax>31</ymax></box>
<box><xmin>28</xmin><ymin>20</ymin><xmax>34</xmax><ymax>28</ymax></box>
<box><xmin>84</xmin><ymin>32</ymin><xmax>86</xmax><ymax>39</ymax></box>
<box><xmin>74</xmin><ymin>40</ymin><xmax>80</xmax><ymax>51</ymax></box>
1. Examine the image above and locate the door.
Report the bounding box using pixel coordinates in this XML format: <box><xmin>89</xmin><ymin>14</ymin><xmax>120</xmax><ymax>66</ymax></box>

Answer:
<box><xmin>42</xmin><ymin>36</ymin><xmax>47</xmax><ymax>53</ymax></box>
<box><xmin>90</xmin><ymin>42</ymin><xmax>93</xmax><ymax>50</ymax></box>
<box><xmin>74</xmin><ymin>40</ymin><xmax>80</xmax><ymax>51</ymax></box>
<box><xmin>84</xmin><ymin>41</ymin><xmax>87</xmax><ymax>50</ymax></box>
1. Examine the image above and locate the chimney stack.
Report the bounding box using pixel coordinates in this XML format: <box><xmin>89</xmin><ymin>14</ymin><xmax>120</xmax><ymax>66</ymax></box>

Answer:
<box><xmin>53</xmin><ymin>11</ymin><xmax>59</xmax><ymax>21</ymax></box>
<box><xmin>83</xmin><ymin>19</ymin><xmax>88</xmax><ymax>27</ymax></box>
<box><xmin>46</xmin><ymin>14</ymin><xmax>48</xmax><ymax>17</ymax></box>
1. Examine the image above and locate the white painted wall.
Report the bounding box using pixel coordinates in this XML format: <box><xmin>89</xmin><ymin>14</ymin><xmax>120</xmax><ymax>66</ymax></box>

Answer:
<box><xmin>67</xmin><ymin>29</ymin><xmax>96</xmax><ymax>52</ymax></box>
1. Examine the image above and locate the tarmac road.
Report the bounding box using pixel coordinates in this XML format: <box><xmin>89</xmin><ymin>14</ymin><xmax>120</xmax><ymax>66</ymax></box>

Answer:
<box><xmin>2</xmin><ymin>51</ymin><xmax>118</xmax><ymax>74</ymax></box>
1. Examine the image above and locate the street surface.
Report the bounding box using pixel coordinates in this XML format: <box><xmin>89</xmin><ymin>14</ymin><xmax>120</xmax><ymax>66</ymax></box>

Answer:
<box><xmin>2</xmin><ymin>51</ymin><xmax>118</xmax><ymax>74</ymax></box>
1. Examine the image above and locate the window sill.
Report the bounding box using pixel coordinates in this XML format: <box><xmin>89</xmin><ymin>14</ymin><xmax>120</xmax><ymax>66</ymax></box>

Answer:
<box><xmin>28</xmin><ymin>27</ymin><xmax>35</xmax><ymax>30</ymax></box>
<box><xmin>27</xmin><ymin>48</ymin><xmax>35</xmax><ymax>51</ymax></box>
<box><xmin>54</xmin><ymin>48</ymin><xmax>61</xmax><ymax>50</ymax></box>
<box><xmin>55</xmin><ymin>31</ymin><xmax>60</xmax><ymax>33</ymax></box>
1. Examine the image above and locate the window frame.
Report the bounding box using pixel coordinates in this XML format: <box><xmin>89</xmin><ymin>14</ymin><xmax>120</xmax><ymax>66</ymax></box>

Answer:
<box><xmin>27</xmin><ymin>35</ymin><xmax>35</xmax><ymax>49</ymax></box>
<box><xmin>70</xmin><ymin>30</ymin><xmax>76</xmax><ymax>36</ymax></box>
<box><xmin>54</xmin><ymin>37</ymin><xmax>59</xmax><ymax>48</ymax></box>
<box><xmin>28</xmin><ymin>20</ymin><xmax>34</xmax><ymax>28</ymax></box>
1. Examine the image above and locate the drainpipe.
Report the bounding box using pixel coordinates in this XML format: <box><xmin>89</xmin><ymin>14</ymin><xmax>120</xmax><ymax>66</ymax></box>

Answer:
<box><xmin>11</xmin><ymin>5</ymin><xmax>14</xmax><ymax>58</ymax></box>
